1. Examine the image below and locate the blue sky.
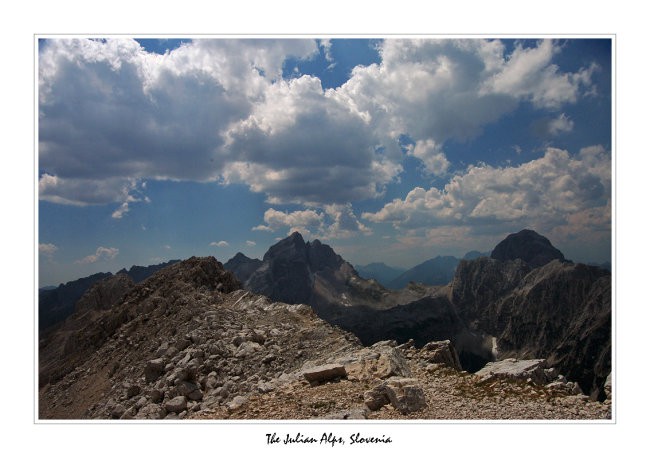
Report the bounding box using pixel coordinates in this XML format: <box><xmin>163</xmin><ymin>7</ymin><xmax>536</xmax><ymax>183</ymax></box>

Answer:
<box><xmin>38</xmin><ymin>37</ymin><xmax>612</xmax><ymax>286</ymax></box>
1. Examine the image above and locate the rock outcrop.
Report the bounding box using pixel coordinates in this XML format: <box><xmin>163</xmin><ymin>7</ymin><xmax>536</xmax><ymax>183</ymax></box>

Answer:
<box><xmin>451</xmin><ymin>256</ymin><xmax>611</xmax><ymax>399</ymax></box>
<box><xmin>74</xmin><ymin>273</ymin><xmax>134</xmax><ymax>313</ymax></box>
<box><xmin>38</xmin><ymin>253</ymin><xmax>611</xmax><ymax>421</ymax></box>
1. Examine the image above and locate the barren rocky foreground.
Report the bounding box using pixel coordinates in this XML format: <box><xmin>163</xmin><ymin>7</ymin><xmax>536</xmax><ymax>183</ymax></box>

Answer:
<box><xmin>39</xmin><ymin>257</ymin><xmax>611</xmax><ymax>421</ymax></box>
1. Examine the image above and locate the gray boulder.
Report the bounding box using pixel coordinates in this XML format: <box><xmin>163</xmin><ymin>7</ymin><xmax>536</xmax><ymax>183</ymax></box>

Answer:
<box><xmin>364</xmin><ymin>377</ymin><xmax>427</xmax><ymax>414</ymax></box>
<box><xmin>302</xmin><ymin>364</ymin><xmax>347</xmax><ymax>383</ymax></box>
<box><xmin>145</xmin><ymin>358</ymin><xmax>166</xmax><ymax>382</ymax></box>
<box><xmin>164</xmin><ymin>396</ymin><xmax>187</xmax><ymax>414</ymax></box>
<box><xmin>419</xmin><ymin>340</ymin><xmax>462</xmax><ymax>371</ymax></box>
<box><xmin>475</xmin><ymin>358</ymin><xmax>548</xmax><ymax>385</ymax></box>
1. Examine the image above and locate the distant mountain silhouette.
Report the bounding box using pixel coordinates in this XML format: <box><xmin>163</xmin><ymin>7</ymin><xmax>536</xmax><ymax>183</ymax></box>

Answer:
<box><xmin>462</xmin><ymin>250</ymin><xmax>490</xmax><ymax>260</ymax></box>
<box><xmin>355</xmin><ymin>262</ymin><xmax>406</xmax><ymax>286</ymax></box>
<box><xmin>388</xmin><ymin>256</ymin><xmax>460</xmax><ymax>289</ymax></box>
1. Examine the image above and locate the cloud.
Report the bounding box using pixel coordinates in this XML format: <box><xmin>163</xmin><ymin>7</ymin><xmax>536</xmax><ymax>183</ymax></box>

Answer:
<box><xmin>481</xmin><ymin>40</ymin><xmax>598</xmax><ymax>109</ymax></box>
<box><xmin>75</xmin><ymin>246</ymin><xmax>119</xmax><ymax>264</ymax></box>
<box><xmin>210</xmin><ymin>241</ymin><xmax>229</xmax><ymax>247</ymax></box>
<box><xmin>252</xmin><ymin>205</ymin><xmax>371</xmax><ymax>240</ymax></box>
<box><xmin>252</xmin><ymin>208</ymin><xmax>324</xmax><ymax>235</ymax></box>
<box><xmin>222</xmin><ymin>74</ymin><xmax>400</xmax><ymax>205</ymax></box>
<box><xmin>39</xmin><ymin>38</ymin><xmax>600</xmax><ymax>211</ymax></box>
<box><xmin>39</xmin><ymin>243</ymin><xmax>58</xmax><ymax>258</ymax></box>
<box><xmin>547</xmin><ymin>113</ymin><xmax>575</xmax><ymax>136</ymax></box>
<box><xmin>363</xmin><ymin>145</ymin><xmax>611</xmax><ymax>244</ymax></box>
<box><xmin>39</xmin><ymin>38</ymin><xmax>319</xmax><ymax>206</ymax></box>
<box><xmin>406</xmin><ymin>139</ymin><xmax>450</xmax><ymax>177</ymax></box>
<box><xmin>245</xmin><ymin>240</ymin><xmax>256</xmax><ymax>247</ymax></box>
<box><xmin>323</xmin><ymin>204</ymin><xmax>373</xmax><ymax>239</ymax></box>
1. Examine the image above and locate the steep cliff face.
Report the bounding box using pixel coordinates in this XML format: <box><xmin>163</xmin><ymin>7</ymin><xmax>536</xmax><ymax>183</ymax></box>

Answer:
<box><xmin>245</xmin><ymin>232</ymin><xmax>313</xmax><ymax>304</ymax></box>
<box><xmin>451</xmin><ymin>257</ymin><xmax>611</xmax><ymax>399</ymax></box>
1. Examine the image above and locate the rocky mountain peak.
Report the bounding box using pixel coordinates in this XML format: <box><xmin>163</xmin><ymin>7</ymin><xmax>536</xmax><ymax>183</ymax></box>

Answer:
<box><xmin>223</xmin><ymin>253</ymin><xmax>262</xmax><ymax>284</ymax></box>
<box><xmin>491</xmin><ymin>229</ymin><xmax>566</xmax><ymax>268</ymax></box>
<box><xmin>307</xmin><ymin>238</ymin><xmax>344</xmax><ymax>272</ymax></box>
<box><xmin>262</xmin><ymin>231</ymin><xmax>307</xmax><ymax>262</ymax></box>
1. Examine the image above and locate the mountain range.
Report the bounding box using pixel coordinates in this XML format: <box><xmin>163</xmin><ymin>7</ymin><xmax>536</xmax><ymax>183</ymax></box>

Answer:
<box><xmin>39</xmin><ymin>260</ymin><xmax>179</xmax><ymax>331</ymax></box>
<box><xmin>355</xmin><ymin>251</ymin><xmax>490</xmax><ymax>289</ymax></box>
<box><xmin>38</xmin><ymin>228</ymin><xmax>612</xmax><ymax>419</ymax></box>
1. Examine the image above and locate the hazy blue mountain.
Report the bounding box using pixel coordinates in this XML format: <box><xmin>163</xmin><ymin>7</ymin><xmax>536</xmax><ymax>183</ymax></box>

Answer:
<box><xmin>355</xmin><ymin>262</ymin><xmax>406</xmax><ymax>286</ymax></box>
<box><xmin>462</xmin><ymin>250</ymin><xmax>490</xmax><ymax>260</ymax></box>
<box><xmin>388</xmin><ymin>256</ymin><xmax>460</xmax><ymax>289</ymax></box>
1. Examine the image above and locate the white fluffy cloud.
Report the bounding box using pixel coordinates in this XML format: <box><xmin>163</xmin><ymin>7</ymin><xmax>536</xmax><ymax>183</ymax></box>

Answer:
<box><xmin>39</xmin><ymin>243</ymin><xmax>58</xmax><ymax>257</ymax></box>
<box><xmin>363</xmin><ymin>145</ymin><xmax>611</xmax><ymax>243</ymax></box>
<box><xmin>39</xmin><ymin>38</ymin><xmax>319</xmax><ymax>205</ymax></box>
<box><xmin>406</xmin><ymin>139</ymin><xmax>450</xmax><ymax>177</ymax></box>
<box><xmin>245</xmin><ymin>240</ymin><xmax>256</xmax><ymax>247</ymax></box>
<box><xmin>252</xmin><ymin>204</ymin><xmax>371</xmax><ymax>240</ymax></box>
<box><xmin>75</xmin><ymin>246</ymin><xmax>119</xmax><ymax>264</ymax></box>
<box><xmin>253</xmin><ymin>208</ymin><xmax>324</xmax><ymax>235</ymax></box>
<box><xmin>39</xmin><ymin>38</ymin><xmax>599</xmax><ymax>211</ymax></box>
<box><xmin>210</xmin><ymin>241</ymin><xmax>229</xmax><ymax>247</ymax></box>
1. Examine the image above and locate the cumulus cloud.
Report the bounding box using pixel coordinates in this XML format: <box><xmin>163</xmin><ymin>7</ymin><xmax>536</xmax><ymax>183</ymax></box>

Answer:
<box><xmin>323</xmin><ymin>204</ymin><xmax>372</xmax><ymax>238</ymax></box>
<box><xmin>481</xmin><ymin>40</ymin><xmax>598</xmax><ymax>109</ymax></box>
<box><xmin>39</xmin><ymin>38</ymin><xmax>600</xmax><ymax>211</ymax></box>
<box><xmin>39</xmin><ymin>38</ymin><xmax>319</xmax><ymax>206</ymax></box>
<box><xmin>75</xmin><ymin>246</ymin><xmax>119</xmax><ymax>264</ymax></box>
<box><xmin>252</xmin><ymin>205</ymin><xmax>371</xmax><ymax>240</ymax></box>
<box><xmin>406</xmin><ymin>139</ymin><xmax>451</xmax><ymax>177</ymax></box>
<box><xmin>39</xmin><ymin>243</ymin><xmax>58</xmax><ymax>258</ymax></box>
<box><xmin>210</xmin><ymin>241</ymin><xmax>229</xmax><ymax>247</ymax></box>
<box><xmin>363</xmin><ymin>146</ymin><xmax>611</xmax><ymax>243</ymax></box>
<box><xmin>253</xmin><ymin>208</ymin><xmax>324</xmax><ymax>235</ymax></box>
<box><xmin>245</xmin><ymin>240</ymin><xmax>256</xmax><ymax>247</ymax></box>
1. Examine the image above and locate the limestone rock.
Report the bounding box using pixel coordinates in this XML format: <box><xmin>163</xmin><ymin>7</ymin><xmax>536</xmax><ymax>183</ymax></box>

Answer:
<box><xmin>164</xmin><ymin>396</ymin><xmax>187</xmax><ymax>414</ymax></box>
<box><xmin>475</xmin><ymin>358</ymin><xmax>548</xmax><ymax>385</ymax></box>
<box><xmin>339</xmin><ymin>344</ymin><xmax>411</xmax><ymax>380</ymax></box>
<box><xmin>110</xmin><ymin>403</ymin><xmax>126</xmax><ymax>419</ymax></box>
<box><xmin>364</xmin><ymin>377</ymin><xmax>427</xmax><ymax>414</ymax></box>
<box><xmin>302</xmin><ymin>364</ymin><xmax>347</xmax><ymax>383</ymax></box>
<box><xmin>144</xmin><ymin>358</ymin><xmax>166</xmax><ymax>383</ymax></box>
<box><xmin>134</xmin><ymin>403</ymin><xmax>165</xmax><ymax>419</ymax></box>
<box><xmin>227</xmin><ymin>395</ymin><xmax>248</xmax><ymax>412</ymax></box>
<box><xmin>419</xmin><ymin>340</ymin><xmax>462</xmax><ymax>371</ymax></box>
<box><xmin>603</xmin><ymin>373</ymin><xmax>612</xmax><ymax>400</ymax></box>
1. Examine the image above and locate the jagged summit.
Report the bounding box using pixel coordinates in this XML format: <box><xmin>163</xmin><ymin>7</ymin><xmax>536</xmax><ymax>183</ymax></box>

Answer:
<box><xmin>491</xmin><ymin>229</ymin><xmax>566</xmax><ymax>268</ymax></box>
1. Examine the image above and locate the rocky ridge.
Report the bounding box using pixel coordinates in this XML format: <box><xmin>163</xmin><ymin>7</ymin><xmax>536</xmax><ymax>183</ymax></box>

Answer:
<box><xmin>39</xmin><ymin>256</ymin><xmax>611</xmax><ymax>420</ymax></box>
<box><xmin>39</xmin><ymin>259</ymin><xmax>180</xmax><ymax>331</ymax></box>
